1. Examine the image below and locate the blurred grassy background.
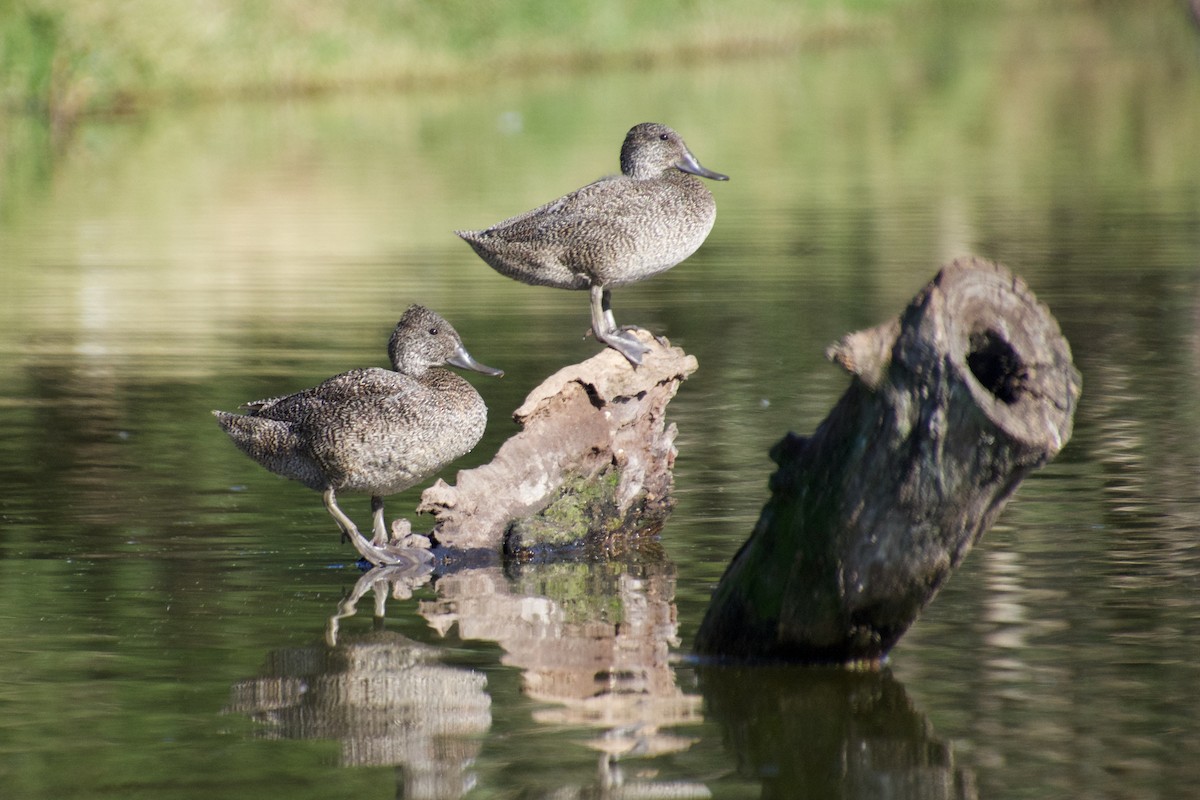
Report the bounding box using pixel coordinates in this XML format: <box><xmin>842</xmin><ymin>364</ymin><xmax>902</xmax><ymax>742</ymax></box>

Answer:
<box><xmin>0</xmin><ymin>0</ymin><xmax>905</xmax><ymax>123</ymax></box>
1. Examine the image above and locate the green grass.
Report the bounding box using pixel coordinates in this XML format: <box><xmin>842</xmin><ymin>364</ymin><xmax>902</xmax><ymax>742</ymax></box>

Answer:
<box><xmin>0</xmin><ymin>0</ymin><xmax>900</xmax><ymax>122</ymax></box>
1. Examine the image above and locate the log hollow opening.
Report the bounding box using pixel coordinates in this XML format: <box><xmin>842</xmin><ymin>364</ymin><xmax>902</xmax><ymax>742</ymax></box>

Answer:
<box><xmin>966</xmin><ymin>328</ymin><xmax>1025</xmax><ymax>405</ymax></box>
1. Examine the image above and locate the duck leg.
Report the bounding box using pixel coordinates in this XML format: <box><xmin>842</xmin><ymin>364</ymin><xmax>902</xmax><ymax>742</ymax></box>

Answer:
<box><xmin>324</xmin><ymin>487</ymin><xmax>431</xmax><ymax>566</ymax></box>
<box><xmin>324</xmin><ymin>486</ymin><xmax>363</xmax><ymax>542</ymax></box>
<box><xmin>323</xmin><ymin>487</ymin><xmax>386</xmax><ymax>563</ymax></box>
<box><xmin>370</xmin><ymin>496</ymin><xmax>388</xmax><ymax>545</ymax></box>
<box><xmin>601</xmin><ymin>291</ymin><xmax>619</xmax><ymax>334</ymax></box>
<box><xmin>589</xmin><ymin>285</ymin><xmax>651</xmax><ymax>366</ymax></box>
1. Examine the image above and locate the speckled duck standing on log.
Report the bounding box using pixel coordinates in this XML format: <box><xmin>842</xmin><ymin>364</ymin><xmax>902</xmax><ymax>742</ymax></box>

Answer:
<box><xmin>213</xmin><ymin>305</ymin><xmax>502</xmax><ymax>565</ymax></box>
<box><xmin>457</xmin><ymin>122</ymin><xmax>728</xmax><ymax>366</ymax></box>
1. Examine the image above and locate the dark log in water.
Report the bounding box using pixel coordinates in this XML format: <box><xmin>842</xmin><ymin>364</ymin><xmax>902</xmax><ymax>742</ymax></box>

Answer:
<box><xmin>695</xmin><ymin>257</ymin><xmax>1081</xmax><ymax>665</ymax></box>
<box><xmin>417</xmin><ymin>329</ymin><xmax>698</xmax><ymax>555</ymax></box>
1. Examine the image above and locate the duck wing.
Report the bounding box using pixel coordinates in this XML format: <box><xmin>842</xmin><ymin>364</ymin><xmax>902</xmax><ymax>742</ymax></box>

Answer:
<box><xmin>241</xmin><ymin>369</ymin><xmax>416</xmax><ymax>421</ymax></box>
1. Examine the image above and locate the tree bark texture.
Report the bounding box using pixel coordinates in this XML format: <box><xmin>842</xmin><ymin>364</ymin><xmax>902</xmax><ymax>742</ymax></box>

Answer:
<box><xmin>418</xmin><ymin>329</ymin><xmax>698</xmax><ymax>554</ymax></box>
<box><xmin>695</xmin><ymin>257</ymin><xmax>1082</xmax><ymax>664</ymax></box>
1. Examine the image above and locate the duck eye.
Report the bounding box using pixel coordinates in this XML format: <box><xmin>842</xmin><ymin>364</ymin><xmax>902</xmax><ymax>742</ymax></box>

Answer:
<box><xmin>659</xmin><ymin>133</ymin><xmax>669</xmax><ymax>141</ymax></box>
<box><xmin>428</xmin><ymin>327</ymin><xmax>439</xmax><ymax>336</ymax></box>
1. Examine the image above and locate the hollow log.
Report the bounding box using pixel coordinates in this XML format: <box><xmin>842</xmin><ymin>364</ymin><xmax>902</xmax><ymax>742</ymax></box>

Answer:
<box><xmin>418</xmin><ymin>329</ymin><xmax>698</xmax><ymax>554</ymax></box>
<box><xmin>695</xmin><ymin>257</ymin><xmax>1082</xmax><ymax>664</ymax></box>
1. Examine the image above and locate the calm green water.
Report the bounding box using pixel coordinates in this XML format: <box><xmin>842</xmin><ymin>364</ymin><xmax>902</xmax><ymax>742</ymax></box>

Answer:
<box><xmin>2</xmin><ymin>5</ymin><xmax>1199</xmax><ymax>798</ymax></box>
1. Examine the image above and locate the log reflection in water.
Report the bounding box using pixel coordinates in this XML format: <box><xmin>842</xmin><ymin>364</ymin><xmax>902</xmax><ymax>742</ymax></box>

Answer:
<box><xmin>421</xmin><ymin>553</ymin><xmax>708</xmax><ymax>795</ymax></box>
<box><xmin>698</xmin><ymin>666</ymin><xmax>978</xmax><ymax>800</ymax></box>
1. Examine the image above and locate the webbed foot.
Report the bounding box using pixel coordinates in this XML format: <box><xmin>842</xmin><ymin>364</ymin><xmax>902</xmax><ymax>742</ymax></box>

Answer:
<box><xmin>596</xmin><ymin>326</ymin><xmax>652</xmax><ymax>366</ymax></box>
<box><xmin>344</xmin><ymin>529</ymin><xmax>434</xmax><ymax>568</ymax></box>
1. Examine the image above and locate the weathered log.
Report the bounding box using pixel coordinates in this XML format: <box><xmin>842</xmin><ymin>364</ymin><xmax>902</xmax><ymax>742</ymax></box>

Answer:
<box><xmin>695</xmin><ymin>257</ymin><xmax>1082</xmax><ymax>664</ymax></box>
<box><xmin>417</xmin><ymin>329</ymin><xmax>698</xmax><ymax>554</ymax></box>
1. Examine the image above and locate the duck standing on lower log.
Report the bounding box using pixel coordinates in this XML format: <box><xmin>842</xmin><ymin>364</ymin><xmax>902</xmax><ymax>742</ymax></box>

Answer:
<box><xmin>213</xmin><ymin>305</ymin><xmax>502</xmax><ymax>565</ymax></box>
<box><xmin>456</xmin><ymin>122</ymin><xmax>728</xmax><ymax>366</ymax></box>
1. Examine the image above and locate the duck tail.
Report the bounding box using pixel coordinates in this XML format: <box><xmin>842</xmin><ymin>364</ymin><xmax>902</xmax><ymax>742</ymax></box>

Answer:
<box><xmin>213</xmin><ymin>411</ymin><xmax>321</xmax><ymax>488</ymax></box>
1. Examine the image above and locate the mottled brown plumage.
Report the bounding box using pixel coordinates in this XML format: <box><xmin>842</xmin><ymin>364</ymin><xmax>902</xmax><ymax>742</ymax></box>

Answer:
<box><xmin>214</xmin><ymin>305</ymin><xmax>501</xmax><ymax>559</ymax></box>
<box><xmin>457</xmin><ymin>122</ymin><xmax>728</xmax><ymax>365</ymax></box>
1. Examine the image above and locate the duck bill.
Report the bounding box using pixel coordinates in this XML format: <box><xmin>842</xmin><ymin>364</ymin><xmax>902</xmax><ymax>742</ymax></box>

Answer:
<box><xmin>677</xmin><ymin>151</ymin><xmax>729</xmax><ymax>181</ymax></box>
<box><xmin>448</xmin><ymin>344</ymin><xmax>504</xmax><ymax>377</ymax></box>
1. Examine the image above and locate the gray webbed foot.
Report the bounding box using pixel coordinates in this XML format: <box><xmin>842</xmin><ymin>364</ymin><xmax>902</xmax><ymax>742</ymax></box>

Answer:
<box><xmin>596</xmin><ymin>326</ymin><xmax>652</xmax><ymax>366</ymax></box>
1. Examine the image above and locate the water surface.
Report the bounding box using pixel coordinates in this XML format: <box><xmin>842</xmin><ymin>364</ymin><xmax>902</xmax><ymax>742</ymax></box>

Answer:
<box><xmin>2</xmin><ymin>5</ymin><xmax>1199</xmax><ymax>798</ymax></box>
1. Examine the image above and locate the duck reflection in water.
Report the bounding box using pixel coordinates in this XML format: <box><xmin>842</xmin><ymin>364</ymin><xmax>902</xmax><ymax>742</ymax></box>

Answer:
<box><xmin>457</xmin><ymin>122</ymin><xmax>728</xmax><ymax>366</ymax></box>
<box><xmin>325</xmin><ymin>547</ymin><xmax>709</xmax><ymax>797</ymax></box>
<box><xmin>227</xmin><ymin>618</ymin><xmax>490</xmax><ymax>797</ymax></box>
<box><xmin>249</xmin><ymin>541</ymin><xmax>981</xmax><ymax>798</ymax></box>
<box><xmin>213</xmin><ymin>305</ymin><xmax>502</xmax><ymax>565</ymax></box>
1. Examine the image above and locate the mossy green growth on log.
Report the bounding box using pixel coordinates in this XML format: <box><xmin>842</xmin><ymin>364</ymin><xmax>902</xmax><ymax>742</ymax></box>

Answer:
<box><xmin>504</xmin><ymin>466</ymin><xmax>672</xmax><ymax>557</ymax></box>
